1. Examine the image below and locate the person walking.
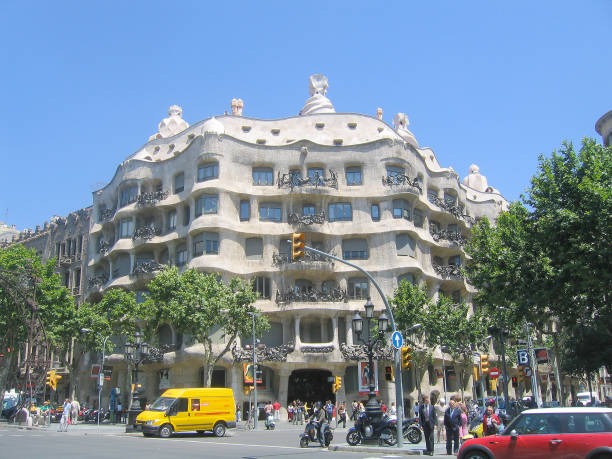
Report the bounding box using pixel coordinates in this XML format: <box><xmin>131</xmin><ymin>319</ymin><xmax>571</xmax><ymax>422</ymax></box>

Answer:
<box><xmin>413</xmin><ymin>401</ymin><xmax>419</xmax><ymax>418</ymax></box>
<box><xmin>482</xmin><ymin>405</ymin><xmax>501</xmax><ymax>436</ymax></box>
<box><xmin>59</xmin><ymin>399</ymin><xmax>71</xmax><ymax>432</ymax></box>
<box><xmin>435</xmin><ymin>398</ymin><xmax>446</xmax><ymax>443</ymax></box>
<box><xmin>418</xmin><ymin>395</ymin><xmax>437</xmax><ymax>456</ymax></box>
<box><xmin>273</xmin><ymin>400</ymin><xmax>281</xmax><ymax>421</ymax></box>
<box><xmin>350</xmin><ymin>400</ymin><xmax>358</xmax><ymax>421</ymax></box>
<box><xmin>459</xmin><ymin>402</ymin><xmax>469</xmax><ymax>440</ymax></box>
<box><xmin>71</xmin><ymin>399</ymin><xmax>80</xmax><ymax>425</ymax></box>
<box><xmin>444</xmin><ymin>396</ymin><xmax>461</xmax><ymax>455</ymax></box>
<box><xmin>324</xmin><ymin>400</ymin><xmax>334</xmax><ymax>423</ymax></box>
<box><xmin>388</xmin><ymin>401</ymin><xmax>397</xmax><ymax>418</ymax></box>
<box><xmin>336</xmin><ymin>402</ymin><xmax>346</xmax><ymax>428</ymax></box>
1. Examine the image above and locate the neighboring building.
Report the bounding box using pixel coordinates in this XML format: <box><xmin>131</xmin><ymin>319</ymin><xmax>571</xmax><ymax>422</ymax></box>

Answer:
<box><xmin>595</xmin><ymin>109</ymin><xmax>612</xmax><ymax>147</ymax></box>
<box><xmin>0</xmin><ymin>222</ymin><xmax>20</xmax><ymax>244</ymax></box>
<box><xmin>88</xmin><ymin>75</ymin><xmax>510</xmax><ymax>414</ymax></box>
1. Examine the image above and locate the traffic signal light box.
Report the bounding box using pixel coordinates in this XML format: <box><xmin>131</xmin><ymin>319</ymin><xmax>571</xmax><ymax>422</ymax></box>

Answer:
<box><xmin>480</xmin><ymin>354</ymin><xmax>489</xmax><ymax>375</ymax></box>
<box><xmin>401</xmin><ymin>346</ymin><xmax>413</xmax><ymax>370</ymax></box>
<box><xmin>332</xmin><ymin>376</ymin><xmax>342</xmax><ymax>393</ymax></box>
<box><xmin>291</xmin><ymin>233</ymin><xmax>305</xmax><ymax>261</ymax></box>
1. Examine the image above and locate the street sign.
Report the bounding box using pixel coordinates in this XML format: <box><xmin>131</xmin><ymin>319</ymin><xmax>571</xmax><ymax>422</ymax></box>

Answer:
<box><xmin>517</xmin><ymin>349</ymin><xmax>530</xmax><ymax>365</ymax></box>
<box><xmin>524</xmin><ymin>366</ymin><xmax>533</xmax><ymax>377</ymax></box>
<box><xmin>489</xmin><ymin>367</ymin><xmax>501</xmax><ymax>379</ymax></box>
<box><xmin>391</xmin><ymin>331</ymin><xmax>403</xmax><ymax>349</ymax></box>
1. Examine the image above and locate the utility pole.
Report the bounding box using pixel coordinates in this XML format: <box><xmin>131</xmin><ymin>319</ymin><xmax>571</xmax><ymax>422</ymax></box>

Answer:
<box><xmin>525</xmin><ymin>323</ymin><xmax>542</xmax><ymax>407</ymax></box>
<box><xmin>249</xmin><ymin>312</ymin><xmax>258</xmax><ymax>430</ymax></box>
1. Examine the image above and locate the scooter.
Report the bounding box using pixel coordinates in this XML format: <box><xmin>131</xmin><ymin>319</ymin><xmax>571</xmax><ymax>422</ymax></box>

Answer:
<box><xmin>403</xmin><ymin>417</ymin><xmax>423</xmax><ymax>444</ymax></box>
<box><xmin>346</xmin><ymin>412</ymin><xmax>397</xmax><ymax>446</ymax></box>
<box><xmin>299</xmin><ymin>418</ymin><xmax>333</xmax><ymax>447</ymax></box>
<box><xmin>265</xmin><ymin>412</ymin><xmax>276</xmax><ymax>430</ymax></box>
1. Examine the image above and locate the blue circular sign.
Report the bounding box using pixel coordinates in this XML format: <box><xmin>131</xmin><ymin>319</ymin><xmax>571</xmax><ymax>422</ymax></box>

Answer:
<box><xmin>391</xmin><ymin>331</ymin><xmax>403</xmax><ymax>349</ymax></box>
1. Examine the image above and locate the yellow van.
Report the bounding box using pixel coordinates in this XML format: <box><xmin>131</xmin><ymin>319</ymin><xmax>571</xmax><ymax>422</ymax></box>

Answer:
<box><xmin>135</xmin><ymin>388</ymin><xmax>236</xmax><ymax>438</ymax></box>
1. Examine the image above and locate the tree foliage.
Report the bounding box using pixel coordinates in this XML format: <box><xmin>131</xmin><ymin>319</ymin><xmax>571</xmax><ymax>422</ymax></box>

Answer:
<box><xmin>465</xmin><ymin>139</ymin><xmax>612</xmax><ymax>374</ymax></box>
<box><xmin>145</xmin><ymin>267</ymin><xmax>268</xmax><ymax>386</ymax></box>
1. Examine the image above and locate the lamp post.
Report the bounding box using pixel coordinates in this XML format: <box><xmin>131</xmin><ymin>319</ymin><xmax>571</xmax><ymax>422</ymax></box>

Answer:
<box><xmin>247</xmin><ymin>312</ymin><xmax>259</xmax><ymax>430</ymax></box>
<box><xmin>124</xmin><ymin>331</ymin><xmax>149</xmax><ymax>432</ymax></box>
<box><xmin>352</xmin><ymin>298</ymin><xmax>389</xmax><ymax>421</ymax></box>
<box><xmin>81</xmin><ymin>328</ymin><xmax>110</xmax><ymax>427</ymax></box>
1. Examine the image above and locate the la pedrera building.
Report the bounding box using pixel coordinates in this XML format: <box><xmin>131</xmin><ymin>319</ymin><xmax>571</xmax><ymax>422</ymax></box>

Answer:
<box><xmin>87</xmin><ymin>74</ymin><xmax>508</xmax><ymax>416</ymax></box>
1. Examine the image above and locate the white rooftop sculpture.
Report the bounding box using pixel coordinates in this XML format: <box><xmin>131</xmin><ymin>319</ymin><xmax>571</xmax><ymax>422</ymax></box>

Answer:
<box><xmin>149</xmin><ymin>105</ymin><xmax>190</xmax><ymax>141</ymax></box>
<box><xmin>300</xmin><ymin>74</ymin><xmax>335</xmax><ymax>116</ymax></box>
<box><xmin>463</xmin><ymin>164</ymin><xmax>495</xmax><ymax>193</ymax></box>
<box><xmin>393</xmin><ymin>113</ymin><xmax>418</xmax><ymax>148</ymax></box>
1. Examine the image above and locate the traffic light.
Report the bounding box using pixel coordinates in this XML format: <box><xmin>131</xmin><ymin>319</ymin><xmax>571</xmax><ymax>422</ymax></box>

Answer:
<box><xmin>511</xmin><ymin>376</ymin><xmax>518</xmax><ymax>388</ymax></box>
<box><xmin>385</xmin><ymin>366</ymin><xmax>394</xmax><ymax>382</ymax></box>
<box><xmin>291</xmin><ymin>233</ymin><xmax>305</xmax><ymax>261</ymax></box>
<box><xmin>46</xmin><ymin>370</ymin><xmax>56</xmax><ymax>390</ymax></box>
<box><xmin>489</xmin><ymin>379</ymin><xmax>497</xmax><ymax>392</ymax></box>
<box><xmin>54</xmin><ymin>373</ymin><xmax>62</xmax><ymax>390</ymax></box>
<box><xmin>332</xmin><ymin>376</ymin><xmax>342</xmax><ymax>393</ymax></box>
<box><xmin>480</xmin><ymin>354</ymin><xmax>489</xmax><ymax>376</ymax></box>
<box><xmin>473</xmin><ymin>365</ymin><xmax>480</xmax><ymax>381</ymax></box>
<box><xmin>401</xmin><ymin>346</ymin><xmax>413</xmax><ymax>370</ymax></box>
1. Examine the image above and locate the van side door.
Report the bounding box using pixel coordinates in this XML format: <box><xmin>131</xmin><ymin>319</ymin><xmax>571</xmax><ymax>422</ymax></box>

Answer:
<box><xmin>190</xmin><ymin>398</ymin><xmax>206</xmax><ymax>430</ymax></box>
<box><xmin>168</xmin><ymin>397</ymin><xmax>190</xmax><ymax>432</ymax></box>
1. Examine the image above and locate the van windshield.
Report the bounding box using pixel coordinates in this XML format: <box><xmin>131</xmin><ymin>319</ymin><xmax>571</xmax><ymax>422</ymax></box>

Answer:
<box><xmin>149</xmin><ymin>397</ymin><xmax>176</xmax><ymax>412</ymax></box>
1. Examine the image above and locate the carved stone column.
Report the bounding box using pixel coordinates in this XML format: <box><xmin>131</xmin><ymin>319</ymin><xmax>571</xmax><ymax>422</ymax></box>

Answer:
<box><xmin>294</xmin><ymin>315</ymin><xmax>302</xmax><ymax>348</ymax></box>
<box><xmin>277</xmin><ymin>368</ymin><xmax>291</xmax><ymax>419</ymax></box>
<box><xmin>332</xmin><ymin>315</ymin><xmax>339</xmax><ymax>348</ymax></box>
<box><xmin>345</xmin><ymin>314</ymin><xmax>353</xmax><ymax>346</ymax></box>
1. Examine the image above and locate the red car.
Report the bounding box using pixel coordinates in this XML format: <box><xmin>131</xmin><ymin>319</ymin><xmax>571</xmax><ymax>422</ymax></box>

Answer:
<box><xmin>458</xmin><ymin>407</ymin><xmax>612</xmax><ymax>459</ymax></box>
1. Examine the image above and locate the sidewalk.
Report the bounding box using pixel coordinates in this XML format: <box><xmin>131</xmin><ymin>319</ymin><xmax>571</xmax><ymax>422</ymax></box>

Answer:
<box><xmin>330</xmin><ymin>442</ymin><xmax>449</xmax><ymax>456</ymax></box>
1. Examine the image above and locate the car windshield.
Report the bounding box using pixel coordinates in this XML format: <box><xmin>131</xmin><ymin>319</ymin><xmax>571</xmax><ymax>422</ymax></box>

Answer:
<box><xmin>149</xmin><ymin>397</ymin><xmax>176</xmax><ymax>412</ymax></box>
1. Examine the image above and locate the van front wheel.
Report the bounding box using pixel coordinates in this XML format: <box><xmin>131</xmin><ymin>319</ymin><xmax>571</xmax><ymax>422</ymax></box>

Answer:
<box><xmin>159</xmin><ymin>424</ymin><xmax>173</xmax><ymax>438</ymax></box>
<box><xmin>213</xmin><ymin>422</ymin><xmax>226</xmax><ymax>437</ymax></box>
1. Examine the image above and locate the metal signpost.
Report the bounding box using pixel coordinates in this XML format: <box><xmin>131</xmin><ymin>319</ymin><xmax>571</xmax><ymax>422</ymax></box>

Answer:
<box><xmin>300</xmin><ymin>244</ymin><xmax>406</xmax><ymax>447</ymax></box>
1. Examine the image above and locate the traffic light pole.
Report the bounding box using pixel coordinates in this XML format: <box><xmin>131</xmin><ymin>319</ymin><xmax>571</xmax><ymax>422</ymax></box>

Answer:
<box><xmin>300</xmin><ymin>245</ymin><xmax>405</xmax><ymax>447</ymax></box>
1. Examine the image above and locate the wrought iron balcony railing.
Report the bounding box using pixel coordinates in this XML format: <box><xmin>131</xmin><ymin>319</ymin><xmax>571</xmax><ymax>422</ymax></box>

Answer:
<box><xmin>97</xmin><ymin>240</ymin><xmax>111</xmax><ymax>254</ymax></box>
<box><xmin>429</xmin><ymin>197</ymin><xmax>475</xmax><ymax>224</ymax></box>
<box><xmin>132</xmin><ymin>225</ymin><xmax>160</xmax><ymax>241</ymax></box>
<box><xmin>288</xmin><ymin>211</ymin><xmax>326</xmax><ymax>225</ymax></box>
<box><xmin>137</xmin><ymin>190</ymin><xmax>169</xmax><ymax>207</ymax></box>
<box><xmin>132</xmin><ymin>260</ymin><xmax>165</xmax><ymax>276</ymax></box>
<box><xmin>88</xmin><ymin>274</ymin><xmax>109</xmax><ymax>289</ymax></box>
<box><xmin>100</xmin><ymin>208</ymin><xmax>116</xmax><ymax>222</ymax></box>
<box><xmin>429</xmin><ymin>227</ymin><xmax>467</xmax><ymax>246</ymax></box>
<box><xmin>275</xmin><ymin>286</ymin><xmax>347</xmax><ymax>304</ymax></box>
<box><xmin>381</xmin><ymin>174</ymin><xmax>422</xmax><ymax>194</ymax></box>
<box><xmin>277</xmin><ymin>170</ymin><xmax>338</xmax><ymax>191</ymax></box>
<box><xmin>231</xmin><ymin>341</ymin><xmax>295</xmax><ymax>362</ymax></box>
<box><xmin>272</xmin><ymin>249</ymin><xmax>334</xmax><ymax>266</ymax></box>
<box><xmin>433</xmin><ymin>262</ymin><xmax>463</xmax><ymax>278</ymax></box>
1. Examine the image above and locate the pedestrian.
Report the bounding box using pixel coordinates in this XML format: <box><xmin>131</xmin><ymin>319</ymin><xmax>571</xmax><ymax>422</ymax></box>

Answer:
<box><xmin>336</xmin><ymin>402</ymin><xmax>346</xmax><ymax>428</ymax></box>
<box><xmin>388</xmin><ymin>402</ymin><xmax>397</xmax><ymax>418</ymax></box>
<box><xmin>273</xmin><ymin>400</ymin><xmax>281</xmax><ymax>421</ymax></box>
<box><xmin>298</xmin><ymin>400</ymin><xmax>305</xmax><ymax>425</ymax></box>
<box><xmin>381</xmin><ymin>401</ymin><xmax>387</xmax><ymax>413</ymax></box>
<box><xmin>59</xmin><ymin>399</ymin><xmax>71</xmax><ymax>432</ymax></box>
<box><xmin>459</xmin><ymin>402</ymin><xmax>469</xmax><ymax>440</ymax></box>
<box><xmin>482</xmin><ymin>405</ymin><xmax>501</xmax><ymax>436</ymax></box>
<box><xmin>435</xmin><ymin>398</ymin><xmax>446</xmax><ymax>443</ymax></box>
<box><xmin>71</xmin><ymin>399</ymin><xmax>80</xmax><ymax>425</ymax></box>
<box><xmin>41</xmin><ymin>401</ymin><xmax>51</xmax><ymax>426</ymax></box>
<box><xmin>444</xmin><ymin>396</ymin><xmax>461</xmax><ymax>455</ymax></box>
<box><xmin>413</xmin><ymin>401</ymin><xmax>419</xmax><ymax>418</ymax></box>
<box><xmin>350</xmin><ymin>400</ymin><xmax>358</xmax><ymax>421</ymax></box>
<box><xmin>264</xmin><ymin>401</ymin><xmax>273</xmax><ymax>422</ymax></box>
<box><xmin>324</xmin><ymin>400</ymin><xmax>333</xmax><ymax>423</ymax></box>
<box><xmin>359</xmin><ymin>401</ymin><xmax>365</xmax><ymax>414</ymax></box>
<box><xmin>419</xmin><ymin>394</ymin><xmax>437</xmax><ymax>456</ymax></box>
<box><xmin>236</xmin><ymin>404</ymin><xmax>241</xmax><ymax>422</ymax></box>
<box><xmin>288</xmin><ymin>402</ymin><xmax>294</xmax><ymax>422</ymax></box>
<box><xmin>117</xmin><ymin>401</ymin><xmax>123</xmax><ymax>424</ymax></box>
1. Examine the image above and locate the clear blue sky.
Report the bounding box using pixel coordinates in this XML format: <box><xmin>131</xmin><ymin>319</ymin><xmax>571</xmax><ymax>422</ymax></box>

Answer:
<box><xmin>1</xmin><ymin>1</ymin><xmax>610</xmax><ymax>230</ymax></box>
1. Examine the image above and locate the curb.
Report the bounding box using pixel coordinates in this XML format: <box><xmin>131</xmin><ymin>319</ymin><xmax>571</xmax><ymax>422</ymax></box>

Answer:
<box><xmin>329</xmin><ymin>445</ymin><xmax>422</xmax><ymax>455</ymax></box>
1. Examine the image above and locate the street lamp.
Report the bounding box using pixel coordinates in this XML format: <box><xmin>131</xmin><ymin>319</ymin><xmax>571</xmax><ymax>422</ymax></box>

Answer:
<box><xmin>353</xmin><ymin>298</ymin><xmax>389</xmax><ymax>421</ymax></box>
<box><xmin>81</xmin><ymin>328</ymin><xmax>110</xmax><ymax>427</ymax></box>
<box><xmin>247</xmin><ymin>311</ymin><xmax>259</xmax><ymax>430</ymax></box>
<box><xmin>123</xmin><ymin>330</ymin><xmax>149</xmax><ymax>433</ymax></box>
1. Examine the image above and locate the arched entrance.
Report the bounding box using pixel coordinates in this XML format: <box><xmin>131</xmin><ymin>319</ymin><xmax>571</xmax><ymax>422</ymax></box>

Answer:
<box><xmin>287</xmin><ymin>369</ymin><xmax>334</xmax><ymax>405</ymax></box>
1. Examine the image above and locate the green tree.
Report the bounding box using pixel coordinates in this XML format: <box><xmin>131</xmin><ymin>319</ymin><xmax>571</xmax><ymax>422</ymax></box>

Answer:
<box><xmin>465</xmin><ymin>139</ymin><xmax>612</xmax><ymax>373</ymax></box>
<box><xmin>145</xmin><ymin>267</ymin><xmax>268</xmax><ymax>386</ymax></box>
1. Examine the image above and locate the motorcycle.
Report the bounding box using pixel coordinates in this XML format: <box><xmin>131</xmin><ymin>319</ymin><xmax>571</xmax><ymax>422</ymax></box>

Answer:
<box><xmin>299</xmin><ymin>418</ymin><xmax>333</xmax><ymax>447</ymax></box>
<box><xmin>265</xmin><ymin>413</ymin><xmax>275</xmax><ymax>430</ymax></box>
<box><xmin>346</xmin><ymin>412</ymin><xmax>397</xmax><ymax>446</ymax></box>
<box><xmin>403</xmin><ymin>417</ymin><xmax>423</xmax><ymax>444</ymax></box>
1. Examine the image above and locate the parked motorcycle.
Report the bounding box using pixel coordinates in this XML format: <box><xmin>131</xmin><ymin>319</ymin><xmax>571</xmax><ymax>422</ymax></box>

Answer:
<box><xmin>265</xmin><ymin>413</ymin><xmax>275</xmax><ymax>430</ymax></box>
<box><xmin>403</xmin><ymin>417</ymin><xmax>423</xmax><ymax>444</ymax></box>
<box><xmin>346</xmin><ymin>412</ymin><xmax>397</xmax><ymax>446</ymax></box>
<box><xmin>299</xmin><ymin>418</ymin><xmax>333</xmax><ymax>447</ymax></box>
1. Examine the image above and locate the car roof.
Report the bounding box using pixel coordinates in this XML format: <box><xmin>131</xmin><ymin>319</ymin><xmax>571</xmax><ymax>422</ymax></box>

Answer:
<box><xmin>521</xmin><ymin>407</ymin><xmax>612</xmax><ymax>414</ymax></box>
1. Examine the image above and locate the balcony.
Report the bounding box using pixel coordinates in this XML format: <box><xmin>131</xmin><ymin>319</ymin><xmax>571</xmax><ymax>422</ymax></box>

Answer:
<box><xmin>137</xmin><ymin>190</ymin><xmax>169</xmax><ymax>207</ymax></box>
<box><xmin>275</xmin><ymin>286</ymin><xmax>347</xmax><ymax>304</ymax></box>
<box><xmin>429</xmin><ymin>227</ymin><xmax>467</xmax><ymax>246</ymax></box>
<box><xmin>429</xmin><ymin>197</ymin><xmax>475</xmax><ymax>224</ymax></box>
<box><xmin>277</xmin><ymin>170</ymin><xmax>338</xmax><ymax>191</ymax></box>
<box><xmin>132</xmin><ymin>260</ymin><xmax>165</xmax><ymax>276</ymax></box>
<box><xmin>99</xmin><ymin>208</ymin><xmax>116</xmax><ymax>223</ymax></box>
<box><xmin>288</xmin><ymin>211</ymin><xmax>326</xmax><ymax>226</ymax></box>
<box><xmin>433</xmin><ymin>262</ymin><xmax>463</xmax><ymax>279</ymax></box>
<box><xmin>272</xmin><ymin>249</ymin><xmax>335</xmax><ymax>269</ymax></box>
<box><xmin>88</xmin><ymin>274</ymin><xmax>109</xmax><ymax>289</ymax></box>
<box><xmin>382</xmin><ymin>174</ymin><xmax>422</xmax><ymax>194</ymax></box>
<box><xmin>132</xmin><ymin>225</ymin><xmax>161</xmax><ymax>241</ymax></box>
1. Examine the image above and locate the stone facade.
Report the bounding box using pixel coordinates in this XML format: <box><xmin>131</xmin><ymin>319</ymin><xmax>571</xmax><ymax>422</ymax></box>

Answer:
<box><xmin>86</xmin><ymin>75</ymin><xmax>509</xmax><ymax>415</ymax></box>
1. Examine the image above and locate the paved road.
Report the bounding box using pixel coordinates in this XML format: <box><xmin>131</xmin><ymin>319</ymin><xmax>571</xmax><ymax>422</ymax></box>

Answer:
<box><xmin>0</xmin><ymin>422</ymin><xmax>454</xmax><ymax>458</ymax></box>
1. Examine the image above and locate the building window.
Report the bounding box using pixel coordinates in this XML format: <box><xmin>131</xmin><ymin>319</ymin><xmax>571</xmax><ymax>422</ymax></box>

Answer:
<box><xmin>386</xmin><ymin>166</ymin><xmax>404</xmax><ymax>183</ymax></box>
<box><xmin>118</xmin><ymin>218</ymin><xmax>133</xmax><ymax>239</ymax></box>
<box><xmin>328</xmin><ymin>202</ymin><xmax>352</xmax><ymax>222</ymax></box>
<box><xmin>120</xmin><ymin>185</ymin><xmax>138</xmax><ymax>207</ymax></box>
<box><xmin>303</xmin><ymin>204</ymin><xmax>316</xmax><ymax>216</ymax></box>
<box><xmin>396</xmin><ymin>234</ymin><xmax>416</xmax><ymax>257</ymax></box>
<box><xmin>427</xmin><ymin>188</ymin><xmax>439</xmax><ymax>204</ymax></box>
<box><xmin>447</xmin><ymin>223</ymin><xmax>458</xmax><ymax>235</ymax></box>
<box><xmin>195</xmin><ymin>194</ymin><xmax>218</xmax><ymax>217</ymax></box>
<box><xmin>413</xmin><ymin>209</ymin><xmax>424</xmax><ymax>228</ymax></box>
<box><xmin>449</xmin><ymin>255</ymin><xmax>461</xmax><ymax>266</ymax></box>
<box><xmin>392</xmin><ymin>199</ymin><xmax>411</xmax><ymax>220</ymax></box>
<box><xmin>197</xmin><ymin>162</ymin><xmax>219</xmax><ymax>182</ymax></box>
<box><xmin>167</xmin><ymin>210</ymin><xmax>177</xmax><ymax>231</ymax></box>
<box><xmin>193</xmin><ymin>232</ymin><xmax>219</xmax><ymax>256</ymax></box>
<box><xmin>398</xmin><ymin>273</ymin><xmax>415</xmax><ymax>286</ymax></box>
<box><xmin>371</xmin><ymin>204</ymin><xmax>380</xmax><ymax>221</ymax></box>
<box><xmin>259</xmin><ymin>202</ymin><xmax>281</xmax><ymax>222</ymax></box>
<box><xmin>345</xmin><ymin>166</ymin><xmax>362</xmax><ymax>186</ymax></box>
<box><xmin>240</xmin><ymin>200</ymin><xmax>250</xmax><ymax>221</ymax></box>
<box><xmin>176</xmin><ymin>244</ymin><xmax>187</xmax><ymax>267</ymax></box>
<box><xmin>253</xmin><ymin>276</ymin><xmax>271</xmax><ymax>299</ymax></box>
<box><xmin>429</xmin><ymin>220</ymin><xmax>441</xmax><ymax>233</ymax></box>
<box><xmin>183</xmin><ymin>205</ymin><xmax>190</xmax><ymax>225</ymax></box>
<box><xmin>307</xmin><ymin>167</ymin><xmax>325</xmax><ymax>186</ymax></box>
<box><xmin>245</xmin><ymin>237</ymin><xmax>263</xmax><ymax>260</ymax></box>
<box><xmin>444</xmin><ymin>192</ymin><xmax>457</xmax><ymax>207</ymax></box>
<box><xmin>174</xmin><ymin>172</ymin><xmax>185</xmax><ymax>194</ymax></box>
<box><xmin>253</xmin><ymin>167</ymin><xmax>274</xmax><ymax>186</ymax></box>
<box><xmin>113</xmin><ymin>253</ymin><xmax>131</xmax><ymax>278</ymax></box>
<box><xmin>348</xmin><ymin>277</ymin><xmax>368</xmax><ymax>300</ymax></box>
<box><xmin>342</xmin><ymin>238</ymin><xmax>368</xmax><ymax>260</ymax></box>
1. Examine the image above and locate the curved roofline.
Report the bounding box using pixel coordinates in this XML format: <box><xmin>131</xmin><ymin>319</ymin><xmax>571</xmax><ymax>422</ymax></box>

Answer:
<box><xmin>595</xmin><ymin>109</ymin><xmax>612</xmax><ymax>134</ymax></box>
